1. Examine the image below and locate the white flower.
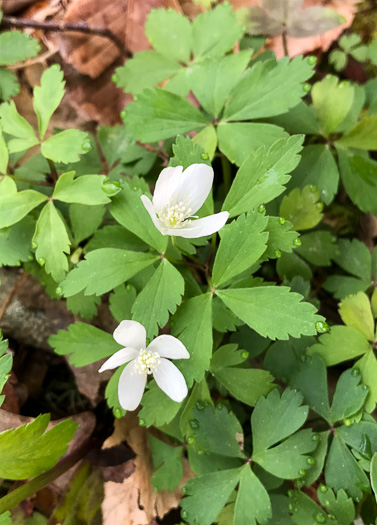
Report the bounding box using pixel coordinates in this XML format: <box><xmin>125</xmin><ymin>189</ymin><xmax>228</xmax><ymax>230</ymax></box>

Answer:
<box><xmin>99</xmin><ymin>320</ymin><xmax>190</xmax><ymax>411</ymax></box>
<box><xmin>141</xmin><ymin>163</ymin><xmax>229</xmax><ymax>238</ymax></box>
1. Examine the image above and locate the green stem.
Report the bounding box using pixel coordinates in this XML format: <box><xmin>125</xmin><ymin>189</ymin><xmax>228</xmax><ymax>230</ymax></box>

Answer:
<box><xmin>221</xmin><ymin>156</ymin><xmax>231</xmax><ymax>195</ymax></box>
<box><xmin>0</xmin><ymin>439</ymin><xmax>90</xmax><ymax>514</ymax></box>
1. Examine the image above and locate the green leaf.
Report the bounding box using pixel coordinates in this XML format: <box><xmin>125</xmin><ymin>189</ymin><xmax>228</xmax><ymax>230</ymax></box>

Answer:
<box><xmin>49</xmin><ymin>322</ymin><xmax>120</xmax><ymax>366</ymax></box>
<box><xmin>33</xmin><ymin>201</ymin><xmax>70</xmax><ymax>282</ymax></box>
<box><xmin>125</xmin><ymin>88</ymin><xmax>208</xmax><ymax>142</ymax></box>
<box><xmin>180</xmin><ymin>468</ymin><xmax>242</xmax><ymax>525</ymax></box>
<box><xmin>115</xmin><ymin>51</ymin><xmax>182</xmax><ymax>95</ymax></box>
<box><xmin>263</xmin><ymin>217</ymin><xmax>298</xmax><ymax>259</ymax></box>
<box><xmin>330</xmin><ymin>368</ymin><xmax>369</xmax><ymax>424</ymax></box>
<box><xmin>0</xmin><ymin>331</ymin><xmax>11</xmax><ymax>407</ymax></box>
<box><xmin>69</xmin><ymin>204</ymin><xmax>105</xmax><ymax>245</ymax></box>
<box><xmin>266</xmin><ymin>100</ymin><xmax>321</xmax><ymax>135</ymax></box>
<box><xmin>302</xmin><ymin>432</ymin><xmax>329</xmax><ymax>487</ymax></box>
<box><xmin>110</xmin><ymin>180</ymin><xmax>168</xmax><ymax>253</ymax></box>
<box><xmin>217</xmin><ymin>122</ymin><xmax>288</xmax><ymax>167</ymax></box>
<box><xmin>0</xmin><ymin>414</ymin><xmax>77</xmax><ymax>479</ymax></box>
<box><xmin>171</xmin><ymin>293</ymin><xmax>213</xmax><ymax>386</ymax></box>
<box><xmin>53</xmin><ymin>171</ymin><xmax>110</xmax><ymax>205</ymax></box>
<box><xmin>297</xmin><ymin>231</ymin><xmax>338</xmax><ymax>266</ymax></box>
<box><xmin>109</xmin><ymin>284</ymin><xmax>137</xmax><ymax>323</ymax></box>
<box><xmin>212</xmin><ymin>211</ymin><xmax>268</xmax><ymax>287</ymax></box>
<box><xmin>252</xmin><ymin>388</ymin><xmax>308</xmax><ymax>452</ymax></box>
<box><xmin>0</xmin><ymin>68</ymin><xmax>20</xmax><ymax>101</ymax></box>
<box><xmin>339</xmin><ymin>291</ymin><xmax>374</xmax><ymax>341</ymax></box>
<box><xmin>86</xmin><ymin>225</ymin><xmax>148</xmax><ymax>253</ymax></box>
<box><xmin>0</xmin><ymin>184</ymin><xmax>47</xmax><ymax>229</ymax></box>
<box><xmin>311</xmin><ymin>75</ymin><xmax>354</xmax><ymax>136</ymax></box>
<box><xmin>33</xmin><ymin>65</ymin><xmax>65</xmax><ymax>140</ymax></box>
<box><xmin>288</xmin><ymin>490</ymin><xmax>328</xmax><ymax>525</ymax></box>
<box><xmin>139</xmin><ymin>380</ymin><xmax>182</xmax><ymax>427</ymax></box>
<box><xmin>0</xmin><ymin>512</ymin><xmax>11</xmax><ymax>525</ymax></box>
<box><xmin>325</xmin><ymin>434</ymin><xmax>369</xmax><ymax>501</ymax></box>
<box><xmin>0</xmin><ymin>127</ymin><xmax>8</xmax><ymax>174</ymax></box>
<box><xmin>191</xmin><ymin>4</ymin><xmax>243</xmax><ymax>59</ymax></box>
<box><xmin>337</xmin><ymin>116</ymin><xmax>377</xmax><ymax>150</ymax></box>
<box><xmin>105</xmin><ymin>366</ymin><xmax>126</xmax><ymax>418</ymax></box>
<box><xmin>66</xmin><ymin>292</ymin><xmax>101</xmax><ymax>321</ymax></box>
<box><xmin>223</xmin><ymin>56</ymin><xmax>314</xmax><ymax>121</ymax></box>
<box><xmin>277</xmin><ymin>251</ymin><xmax>312</xmax><ymax>282</ymax></box>
<box><xmin>355</xmin><ymin>349</ymin><xmax>377</xmax><ymax>412</ymax></box>
<box><xmin>217</xmin><ymin>286</ymin><xmax>321</xmax><ymax>340</ymax></box>
<box><xmin>0</xmin><ymin>31</ymin><xmax>40</xmax><ymax>65</ymax></box>
<box><xmin>131</xmin><ymin>259</ymin><xmax>184</xmax><ymax>339</ymax></box>
<box><xmin>234</xmin><ymin>465</ymin><xmax>272</xmax><ymax>525</ymax></box>
<box><xmin>337</xmin><ymin>150</ymin><xmax>377</xmax><ymax>215</ymax></box>
<box><xmin>279</xmin><ymin>186</ymin><xmax>323</xmax><ymax>231</ymax></box>
<box><xmin>192</xmin><ymin>125</ymin><xmax>217</xmax><ymax>161</ymax></box>
<box><xmin>169</xmin><ymin>134</ymin><xmax>211</xmax><ymax>170</ymax></box>
<box><xmin>318</xmin><ymin>488</ymin><xmax>355</xmax><ymax>525</ymax></box>
<box><xmin>0</xmin><ymin>217</ymin><xmax>34</xmax><ymax>266</ymax></box>
<box><xmin>190</xmin><ymin>403</ymin><xmax>244</xmax><ymax>458</ymax></box>
<box><xmin>309</xmin><ymin>325</ymin><xmax>370</xmax><ymax>366</ymax></box>
<box><xmin>371</xmin><ymin>452</ymin><xmax>377</xmax><ymax>503</ymax></box>
<box><xmin>41</xmin><ymin>130</ymin><xmax>89</xmax><ymax>163</ymax></box>
<box><xmin>149</xmin><ymin>436</ymin><xmax>183</xmax><ymax>492</ymax></box>
<box><xmin>329</xmin><ymin>49</ymin><xmax>348</xmax><ymax>71</ymax></box>
<box><xmin>0</xmin><ymin>100</ymin><xmax>39</xmax><ymax>152</ymax></box>
<box><xmin>290</xmin><ymin>144</ymin><xmax>339</xmax><ymax>205</ymax></box>
<box><xmin>61</xmin><ymin>248</ymin><xmax>158</xmax><ymax>297</ymax></box>
<box><xmin>146</xmin><ymin>9</ymin><xmax>191</xmax><ymax>63</ymax></box>
<box><xmin>188</xmin><ymin>51</ymin><xmax>252</xmax><ymax>118</ymax></box>
<box><xmin>223</xmin><ymin>136</ymin><xmax>304</xmax><ymax>218</ymax></box>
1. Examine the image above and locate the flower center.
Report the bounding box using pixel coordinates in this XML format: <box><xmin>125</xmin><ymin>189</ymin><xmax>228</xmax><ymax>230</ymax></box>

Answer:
<box><xmin>158</xmin><ymin>200</ymin><xmax>192</xmax><ymax>229</ymax></box>
<box><xmin>133</xmin><ymin>349</ymin><xmax>160</xmax><ymax>375</ymax></box>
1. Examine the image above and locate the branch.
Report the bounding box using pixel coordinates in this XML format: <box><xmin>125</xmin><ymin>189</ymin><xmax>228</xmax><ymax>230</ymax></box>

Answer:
<box><xmin>0</xmin><ymin>15</ymin><xmax>131</xmax><ymax>58</ymax></box>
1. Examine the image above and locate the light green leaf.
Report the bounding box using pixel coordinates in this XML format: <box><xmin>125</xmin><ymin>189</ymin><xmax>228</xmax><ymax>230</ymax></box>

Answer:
<box><xmin>49</xmin><ymin>322</ymin><xmax>120</xmax><ymax>366</ymax></box>
<box><xmin>339</xmin><ymin>291</ymin><xmax>374</xmax><ymax>341</ymax></box>
<box><xmin>0</xmin><ymin>127</ymin><xmax>8</xmax><ymax>175</ymax></box>
<box><xmin>330</xmin><ymin>367</ymin><xmax>369</xmax><ymax>423</ymax></box>
<box><xmin>337</xmin><ymin>115</ymin><xmax>377</xmax><ymax>150</ymax></box>
<box><xmin>33</xmin><ymin>65</ymin><xmax>65</xmax><ymax>139</ymax></box>
<box><xmin>0</xmin><ymin>332</ymin><xmax>11</xmax><ymax>408</ymax></box>
<box><xmin>263</xmin><ymin>217</ymin><xmax>298</xmax><ymax>259</ymax></box>
<box><xmin>33</xmin><ymin>201</ymin><xmax>71</xmax><ymax>282</ymax></box>
<box><xmin>105</xmin><ymin>366</ymin><xmax>126</xmax><ymax>418</ymax></box>
<box><xmin>0</xmin><ymin>31</ymin><xmax>40</xmax><ymax>65</ymax></box>
<box><xmin>125</xmin><ymin>88</ymin><xmax>208</xmax><ymax>142</ymax></box>
<box><xmin>41</xmin><ymin>129</ymin><xmax>89</xmax><ymax>163</ymax></box>
<box><xmin>146</xmin><ymin>9</ymin><xmax>191</xmax><ymax>63</ymax></box>
<box><xmin>213</xmin><ymin>211</ymin><xmax>268</xmax><ymax>287</ymax></box>
<box><xmin>223</xmin><ymin>136</ymin><xmax>304</xmax><ymax>218</ymax></box>
<box><xmin>69</xmin><ymin>204</ymin><xmax>105</xmax><ymax>245</ymax></box>
<box><xmin>0</xmin><ymin>100</ymin><xmax>39</xmax><ymax>152</ymax></box>
<box><xmin>325</xmin><ymin>434</ymin><xmax>369</xmax><ymax>501</ymax></box>
<box><xmin>279</xmin><ymin>186</ymin><xmax>323</xmax><ymax>231</ymax></box>
<box><xmin>132</xmin><ymin>259</ymin><xmax>184</xmax><ymax>339</ymax></box>
<box><xmin>217</xmin><ymin>122</ymin><xmax>287</xmax><ymax>167</ymax></box>
<box><xmin>223</xmin><ymin>56</ymin><xmax>314</xmax><ymax>121</ymax></box>
<box><xmin>217</xmin><ymin>286</ymin><xmax>321</xmax><ymax>340</ymax></box>
<box><xmin>371</xmin><ymin>453</ymin><xmax>377</xmax><ymax>503</ymax></box>
<box><xmin>66</xmin><ymin>292</ymin><xmax>101</xmax><ymax>321</ymax></box>
<box><xmin>0</xmin><ymin>414</ymin><xmax>77</xmax><ymax>480</ymax></box>
<box><xmin>188</xmin><ymin>51</ymin><xmax>252</xmax><ymax>118</ymax></box>
<box><xmin>0</xmin><ymin>512</ymin><xmax>11</xmax><ymax>525</ymax></box>
<box><xmin>139</xmin><ymin>380</ymin><xmax>182</xmax><ymax>427</ymax></box>
<box><xmin>329</xmin><ymin>49</ymin><xmax>348</xmax><ymax>71</ymax></box>
<box><xmin>116</xmin><ymin>51</ymin><xmax>182</xmax><ymax>95</ymax></box>
<box><xmin>0</xmin><ymin>184</ymin><xmax>47</xmax><ymax>229</ymax></box>
<box><xmin>109</xmin><ymin>284</ymin><xmax>137</xmax><ymax>323</ymax></box>
<box><xmin>234</xmin><ymin>465</ymin><xmax>272</xmax><ymax>525</ymax></box>
<box><xmin>191</xmin><ymin>125</ymin><xmax>217</xmax><ymax>161</ymax></box>
<box><xmin>252</xmin><ymin>388</ymin><xmax>308</xmax><ymax>453</ymax></box>
<box><xmin>53</xmin><ymin>171</ymin><xmax>110</xmax><ymax>205</ymax></box>
<box><xmin>311</xmin><ymin>75</ymin><xmax>354</xmax><ymax>136</ymax></box>
<box><xmin>61</xmin><ymin>248</ymin><xmax>158</xmax><ymax>297</ymax></box>
<box><xmin>149</xmin><ymin>436</ymin><xmax>183</xmax><ymax>492</ymax></box>
<box><xmin>0</xmin><ymin>217</ymin><xmax>34</xmax><ymax>266</ymax></box>
<box><xmin>169</xmin><ymin>134</ymin><xmax>211</xmax><ymax>170</ymax></box>
<box><xmin>171</xmin><ymin>293</ymin><xmax>213</xmax><ymax>386</ymax></box>
<box><xmin>297</xmin><ymin>231</ymin><xmax>338</xmax><ymax>266</ymax></box>
<box><xmin>309</xmin><ymin>325</ymin><xmax>370</xmax><ymax>366</ymax></box>
<box><xmin>110</xmin><ymin>180</ymin><xmax>168</xmax><ymax>253</ymax></box>
<box><xmin>180</xmin><ymin>468</ymin><xmax>242</xmax><ymax>525</ymax></box>
<box><xmin>355</xmin><ymin>349</ymin><xmax>377</xmax><ymax>413</ymax></box>
<box><xmin>0</xmin><ymin>68</ymin><xmax>20</xmax><ymax>101</ymax></box>
<box><xmin>192</xmin><ymin>4</ymin><xmax>243</xmax><ymax>59</ymax></box>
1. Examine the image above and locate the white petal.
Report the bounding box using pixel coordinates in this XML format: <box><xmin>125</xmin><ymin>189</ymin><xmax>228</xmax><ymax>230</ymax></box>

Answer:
<box><xmin>118</xmin><ymin>360</ymin><xmax>147</xmax><ymax>411</ymax></box>
<box><xmin>261</xmin><ymin>0</ymin><xmax>303</xmax><ymax>21</ymax></box>
<box><xmin>153</xmin><ymin>358</ymin><xmax>188</xmax><ymax>402</ymax></box>
<box><xmin>113</xmin><ymin>320</ymin><xmax>146</xmax><ymax>349</ymax></box>
<box><xmin>165</xmin><ymin>211</ymin><xmax>229</xmax><ymax>238</ymax></box>
<box><xmin>99</xmin><ymin>347</ymin><xmax>139</xmax><ymax>372</ymax></box>
<box><xmin>147</xmin><ymin>335</ymin><xmax>190</xmax><ymax>360</ymax></box>
<box><xmin>247</xmin><ymin>7</ymin><xmax>283</xmax><ymax>36</ymax></box>
<box><xmin>171</xmin><ymin>163</ymin><xmax>214</xmax><ymax>215</ymax></box>
<box><xmin>140</xmin><ymin>195</ymin><xmax>167</xmax><ymax>235</ymax></box>
<box><xmin>153</xmin><ymin>166</ymin><xmax>184</xmax><ymax>213</ymax></box>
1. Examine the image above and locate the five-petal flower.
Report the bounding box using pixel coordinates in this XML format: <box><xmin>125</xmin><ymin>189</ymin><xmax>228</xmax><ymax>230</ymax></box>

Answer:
<box><xmin>141</xmin><ymin>163</ymin><xmax>229</xmax><ymax>238</ymax></box>
<box><xmin>99</xmin><ymin>320</ymin><xmax>190</xmax><ymax>411</ymax></box>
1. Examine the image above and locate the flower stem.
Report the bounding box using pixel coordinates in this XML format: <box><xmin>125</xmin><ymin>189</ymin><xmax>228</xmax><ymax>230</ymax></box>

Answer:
<box><xmin>282</xmin><ymin>31</ymin><xmax>289</xmax><ymax>57</ymax></box>
<box><xmin>221</xmin><ymin>156</ymin><xmax>231</xmax><ymax>195</ymax></box>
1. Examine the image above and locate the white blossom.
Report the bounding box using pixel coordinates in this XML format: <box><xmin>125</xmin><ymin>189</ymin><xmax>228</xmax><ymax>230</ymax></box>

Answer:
<box><xmin>141</xmin><ymin>163</ymin><xmax>229</xmax><ymax>238</ymax></box>
<box><xmin>99</xmin><ymin>320</ymin><xmax>190</xmax><ymax>411</ymax></box>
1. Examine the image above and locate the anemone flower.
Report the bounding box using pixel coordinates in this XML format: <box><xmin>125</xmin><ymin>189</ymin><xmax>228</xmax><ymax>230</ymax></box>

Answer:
<box><xmin>141</xmin><ymin>163</ymin><xmax>229</xmax><ymax>238</ymax></box>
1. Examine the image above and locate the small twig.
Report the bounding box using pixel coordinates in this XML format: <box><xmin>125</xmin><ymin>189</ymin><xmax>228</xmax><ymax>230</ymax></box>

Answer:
<box><xmin>7</xmin><ymin>47</ymin><xmax>59</xmax><ymax>70</ymax></box>
<box><xmin>0</xmin><ymin>15</ymin><xmax>131</xmax><ymax>58</ymax></box>
<box><xmin>0</xmin><ymin>272</ymin><xmax>28</xmax><ymax>323</ymax></box>
<box><xmin>282</xmin><ymin>30</ymin><xmax>289</xmax><ymax>57</ymax></box>
<box><xmin>136</xmin><ymin>142</ymin><xmax>169</xmax><ymax>164</ymax></box>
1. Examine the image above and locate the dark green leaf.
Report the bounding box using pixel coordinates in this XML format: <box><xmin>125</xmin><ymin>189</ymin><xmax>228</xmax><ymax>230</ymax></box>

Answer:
<box><xmin>149</xmin><ymin>436</ymin><xmax>183</xmax><ymax>492</ymax></box>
